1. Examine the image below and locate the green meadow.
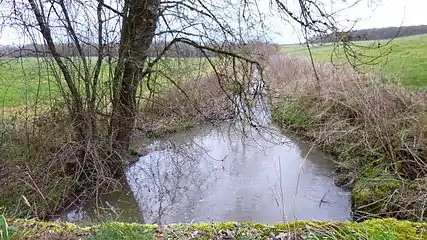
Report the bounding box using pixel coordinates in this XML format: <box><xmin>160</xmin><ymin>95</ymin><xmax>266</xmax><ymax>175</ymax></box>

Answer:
<box><xmin>0</xmin><ymin>57</ymin><xmax>212</xmax><ymax>108</ymax></box>
<box><xmin>281</xmin><ymin>34</ymin><xmax>427</xmax><ymax>89</ymax></box>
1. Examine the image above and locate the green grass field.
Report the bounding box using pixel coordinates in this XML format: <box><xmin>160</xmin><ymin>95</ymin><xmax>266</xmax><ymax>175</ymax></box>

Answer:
<box><xmin>3</xmin><ymin>34</ymin><xmax>426</xmax><ymax>108</ymax></box>
<box><xmin>0</xmin><ymin>57</ymin><xmax>212</xmax><ymax>108</ymax></box>
<box><xmin>281</xmin><ymin>34</ymin><xmax>427</xmax><ymax>90</ymax></box>
<box><xmin>0</xmin><ymin>58</ymin><xmax>54</xmax><ymax>108</ymax></box>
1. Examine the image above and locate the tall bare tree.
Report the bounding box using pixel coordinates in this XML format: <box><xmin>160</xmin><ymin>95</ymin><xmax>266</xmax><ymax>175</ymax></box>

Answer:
<box><xmin>0</xmin><ymin>0</ymin><xmax>380</xmax><ymax>191</ymax></box>
<box><xmin>0</xmin><ymin>0</ymin><xmax>264</xmax><ymax>178</ymax></box>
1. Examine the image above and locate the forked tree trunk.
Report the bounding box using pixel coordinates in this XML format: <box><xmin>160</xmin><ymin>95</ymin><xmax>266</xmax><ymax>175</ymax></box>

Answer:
<box><xmin>30</xmin><ymin>0</ymin><xmax>160</xmax><ymax>176</ymax></box>
<box><xmin>110</xmin><ymin>0</ymin><xmax>159</xmax><ymax>151</ymax></box>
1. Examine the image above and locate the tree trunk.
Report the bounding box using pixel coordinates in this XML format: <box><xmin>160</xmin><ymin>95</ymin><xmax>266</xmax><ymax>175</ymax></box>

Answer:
<box><xmin>110</xmin><ymin>0</ymin><xmax>159</xmax><ymax>151</ymax></box>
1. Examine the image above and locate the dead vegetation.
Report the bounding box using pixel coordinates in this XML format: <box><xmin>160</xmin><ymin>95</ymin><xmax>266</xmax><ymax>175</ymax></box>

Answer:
<box><xmin>136</xmin><ymin>72</ymin><xmax>236</xmax><ymax>137</ymax></box>
<box><xmin>0</xmin><ymin>72</ymin><xmax>235</xmax><ymax>220</ymax></box>
<box><xmin>136</xmin><ymin>60</ymin><xmax>242</xmax><ymax>136</ymax></box>
<box><xmin>0</xmin><ymin>103</ymin><xmax>126</xmax><ymax>219</ymax></box>
<box><xmin>267</xmin><ymin>54</ymin><xmax>427</xmax><ymax>221</ymax></box>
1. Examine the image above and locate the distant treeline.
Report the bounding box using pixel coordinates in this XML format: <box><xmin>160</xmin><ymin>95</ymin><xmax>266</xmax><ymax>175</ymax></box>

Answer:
<box><xmin>309</xmin><ymin>25</ymin><xmax>427</xmax><ymax>43</ymax></box>
<box><xmin>0</xmin><ymin>41</ymin><xmax>218</xmax><ymax>58</ymax></box>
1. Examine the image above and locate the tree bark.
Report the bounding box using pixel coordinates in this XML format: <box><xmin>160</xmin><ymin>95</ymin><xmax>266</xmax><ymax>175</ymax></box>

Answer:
<box><xmin>110</xmin><ymin>0</ymin><xmax>159</xmax><ymax>151</ymax></box>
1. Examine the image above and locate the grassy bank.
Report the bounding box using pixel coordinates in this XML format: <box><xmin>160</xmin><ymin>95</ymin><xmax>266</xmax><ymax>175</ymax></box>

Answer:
<box><xmin>267</xmin><ymin>54</ymin><xmax>427</xmax><ymax>221</ymax></box>
<box><xmin>281</xmin><ymin>34</ymin><xmax>427</xmax><ymax>89</ymax></box>
<box><xmin>2</xmin><ymin>217</ymin><xmax>426</xmax><ymax>239</ymax></box>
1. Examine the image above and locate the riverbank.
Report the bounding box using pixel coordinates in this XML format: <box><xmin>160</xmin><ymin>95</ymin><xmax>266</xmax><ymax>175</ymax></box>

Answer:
<box><xmin>2</xmin><ymin>217</ymin><xmax>426</xmax><ymax>239</ymax></box>
<box><xmin>0</xmin><ymin>74</ymin><xmax>234</xmax><ymax>220</ymax></box>
<box><xmin>267</xmin><ymin>54</ymin><xmax>427</xmax><ymax>221</ymax></box>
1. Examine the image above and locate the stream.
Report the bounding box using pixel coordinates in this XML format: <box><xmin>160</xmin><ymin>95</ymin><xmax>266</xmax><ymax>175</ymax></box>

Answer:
<box><xmin>62</xmin><ymin>76</ymin><xmax>351</xmax><ymax>224</ymax></box>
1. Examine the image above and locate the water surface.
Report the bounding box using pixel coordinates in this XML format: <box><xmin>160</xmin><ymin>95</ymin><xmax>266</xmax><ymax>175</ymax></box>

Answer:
<box><xmin>64</xmin><ymin>120</ymin><xmax>351</xmax><ymax>224</ymax></box>
<box><xmin>126</xmin><ymin>122</ymin><xmax>351</xmax><ymax>224</ymax></box>
<box><xmin>62</xmin><ymin>80</ymin><xmax>351</xmax><ymax>224</ymax></box>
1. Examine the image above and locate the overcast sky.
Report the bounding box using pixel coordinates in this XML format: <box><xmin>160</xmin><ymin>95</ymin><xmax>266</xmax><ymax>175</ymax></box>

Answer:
<box><xmin>270</xmin><ymin>0</ymin><xmax>427</xmax><ymax>44</ymax></box>
<box><xmin>1</xmin><ymin>0</ymin><xmax>427</xmax><ymax>45</ymax></box>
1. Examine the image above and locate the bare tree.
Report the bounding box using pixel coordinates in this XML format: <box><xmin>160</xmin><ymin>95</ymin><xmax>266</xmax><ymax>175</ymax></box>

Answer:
<box><xmin>0</xmin><ymin>0</ymin><xmax>382</xmax><ymax>213</ymax></box>
<box><xmin>0</xmin><ymin>0</ymin><xmax>266</xmax><ymax>179</ymax></box>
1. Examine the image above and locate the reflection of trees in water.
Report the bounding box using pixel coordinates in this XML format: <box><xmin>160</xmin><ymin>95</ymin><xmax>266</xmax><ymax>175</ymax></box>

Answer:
<box><xmin>128</xmin><ymin>116</ymin><xmax>293</xmax><ymax>224</ymax></box>
<box><xmin>127</xmin><ymin>141</ymin><xmax>220</xmax><ymax>224</ymax></box>
<box><xmin>125</xmin><ymin>97</ymin><xmax>344</xmax><ymax>224</ymax></box>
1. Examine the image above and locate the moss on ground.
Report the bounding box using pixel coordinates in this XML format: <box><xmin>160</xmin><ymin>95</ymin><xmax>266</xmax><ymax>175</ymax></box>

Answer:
<box><xmin>352</xmin><ymin>165</ymin><xmax>404</xmax><ymax>218</ymax></box>
<box><xmin>2</xmin><ymin>218</ymin><xmax>427</xmax><ymax>240</ymax></box>
<box><xmin>5</xmin><ymin>219</ymin><xmax>90</xmax><ymax>240</ymax></box>
<box><xmin>341</xmin><ymin>218</ymin><xmax>427</xmax><ymax>240</ymax></box>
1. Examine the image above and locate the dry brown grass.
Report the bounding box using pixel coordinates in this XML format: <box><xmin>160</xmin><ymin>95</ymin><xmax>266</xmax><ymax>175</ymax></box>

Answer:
<box><xmin>136</xmin><ymin>75</ymin><xmax>234</xmax><ymax>136</ymax></box>
<box><xmin>267</xmin><ymin>53</ymin><xmax>427</xmax><ymax>221</ymax></box>
<box><xmin>0</xmin><ymin>105</ymin><xmax>125</xmax><ymax>219</ymax></box>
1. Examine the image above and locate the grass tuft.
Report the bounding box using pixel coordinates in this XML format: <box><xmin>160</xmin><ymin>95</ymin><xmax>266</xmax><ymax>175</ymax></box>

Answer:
<box><xmin>91</xmin><ymin>222</ymin><xmax>154</xmax><ymax>240</ymax></box>
<box><xmin>0</xmin><ymin>215</ymin><xmax>10</xmax><ymax>240</ymax></box>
